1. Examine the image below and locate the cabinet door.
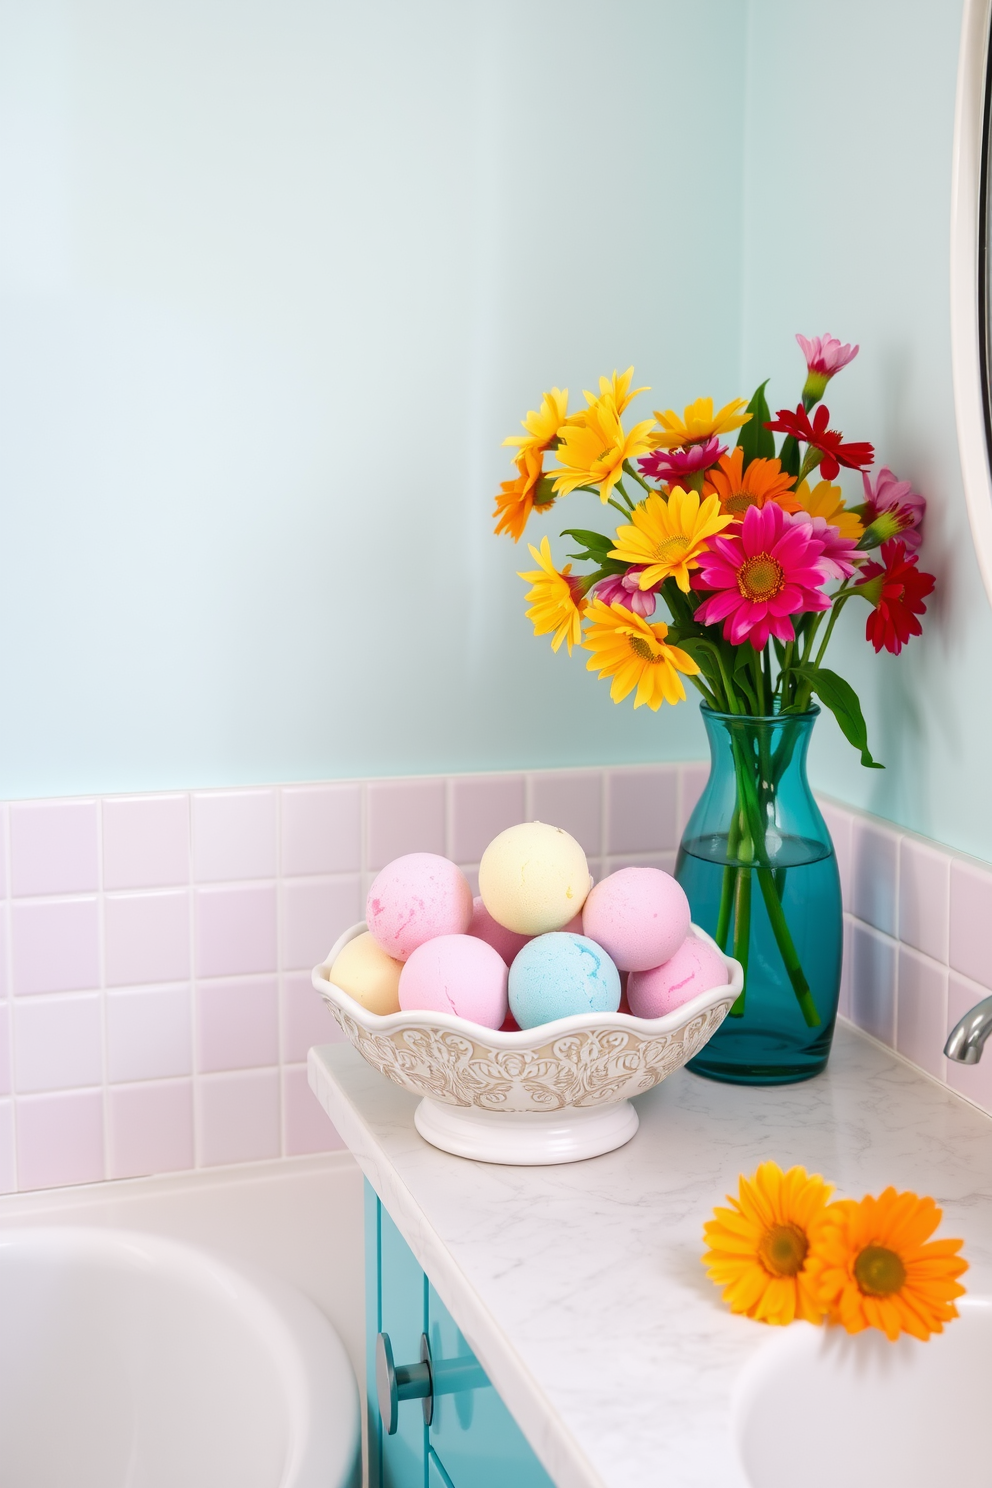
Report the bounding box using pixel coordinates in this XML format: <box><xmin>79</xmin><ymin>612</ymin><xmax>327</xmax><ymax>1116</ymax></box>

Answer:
<box><xmin>427</xmin><ymin>1284</ymin><xmax>555</xmax><ymax>1488</ymax></box>
<box><xmin>366</xmin><ymin>1184</ymin><xmax>427</xmax><ymax>1488</ymax></box>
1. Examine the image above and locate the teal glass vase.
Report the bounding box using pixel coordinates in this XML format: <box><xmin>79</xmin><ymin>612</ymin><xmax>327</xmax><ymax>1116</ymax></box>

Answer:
<box><xmin>675</xmin><ymin>705</ymin><xmax>842</xmax><ymax>1085</ymax></box>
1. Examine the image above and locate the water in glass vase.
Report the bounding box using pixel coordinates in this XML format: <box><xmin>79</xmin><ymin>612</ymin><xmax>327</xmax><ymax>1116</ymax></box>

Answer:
<box><xmin>675</xmin><ymin>707</ymin><xmax>842</xmax><ymax>1085</ymax></box>
<box><xmin>677</xmin><ymin>839</ymin><xmax>841</xmax><ymax>1083</ymax></box>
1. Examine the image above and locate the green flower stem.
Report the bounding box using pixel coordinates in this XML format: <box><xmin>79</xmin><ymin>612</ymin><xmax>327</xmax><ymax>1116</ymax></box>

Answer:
<box><xmin>614</xmin><ymin>478</ymin><xmax>637</xmax><ymax>511</ymax></box>
<box><xmin>727</xmin><ymin>727</ymin><xmax>821</xmax><ymax>1028</ymax></box>
<box><xmin>623</xmin><ymin>460</ymin><xmax>653</xmax><ymax>494</ymax></box>
<box><xmin>696</xmin><ymin>641</ymin><xmax>739</xmax><ymax>714</ymax></box>
<box><xmin>715</xmin><ymin>809</ymin><xmax>744</xmax><ymax>950</ymax></box>
<box><xmin>729</xmin><ymin>863</ymin><xmax>752</xmax><ymax>1017</ymax></box>
<box><xmin>755</xmin><ymin>866</ymin><xmax>821</xmax><ymax>1027</ymax></box>
<box><xmin>606</xmin><ymin>497</ymin><xmax>629</xmax><ymax>520</ymax></box>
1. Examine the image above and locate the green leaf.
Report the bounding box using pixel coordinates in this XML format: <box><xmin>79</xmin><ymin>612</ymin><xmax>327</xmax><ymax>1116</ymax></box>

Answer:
<box><xmin>778</xmin><ymin>433</ymin><xmax>801</xmax><ymax>479</ymax></box>
<box><xmin>668</xmin><ymin>633</ymin><xmax>722</xmax><ymax>685</ymax></box>
<box><xmin>559</xmin><ymin>528</ymin><xmax>626</xmax><ymax>572</ymax></box>
<box><xmin>792</xmin><ymin>665</ymin><xmax>884</xmax><ymax>769</ymax></box>
<box><xmin>736</xmin><ymin>380</ymin><xmax>776</xmax><ymax>468</ymax></box>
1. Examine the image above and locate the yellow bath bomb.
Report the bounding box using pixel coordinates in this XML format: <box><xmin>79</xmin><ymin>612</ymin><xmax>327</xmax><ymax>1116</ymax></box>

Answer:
<box><xmin>329</xmin><ymin>932</ymin><xmax>402</xmax><ymax>1015</ymax></box>
<box><xmin>478</xmin><ymin>821</ymin><xmax>590</xmax><ymax>935</ymax></box>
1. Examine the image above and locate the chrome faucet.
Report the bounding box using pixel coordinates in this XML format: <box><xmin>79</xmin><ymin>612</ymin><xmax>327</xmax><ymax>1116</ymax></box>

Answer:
<box><xmin>944</xmin><ymin>994</ymin><xmax>992</xmax><ymax>1064</ymax></box>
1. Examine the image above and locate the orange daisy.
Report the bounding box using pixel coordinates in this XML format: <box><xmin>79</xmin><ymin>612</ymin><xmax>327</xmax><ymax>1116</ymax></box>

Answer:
<box><xmin>493</xmin><ymin>448</ymin><xmax>554</xmax><ymax>542</ymax></box>
<box><xmin>806</xmin><ymin>1188</ymin><xmax>968</xmax><ymax>1342</ymax></box>
<box><xmin>702</xmin><ymin>1161</ymin><xmax>834</xmax><ymax>1326</ymax></box>
<box><xmin>703</xmin><ymin>447</ymin><xmax>800</xmax><ymax>518</ymax></box>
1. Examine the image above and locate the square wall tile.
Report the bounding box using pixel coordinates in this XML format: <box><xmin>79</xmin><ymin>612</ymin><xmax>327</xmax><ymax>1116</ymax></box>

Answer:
<box><xmin>11</xmin><ymin>899</ymin><xmax>100</xmax><ymax>996</ymax></box>
<box><xmin>818</xmin><ymin>799</ymin><xmax>853</xmax><ymax>912</ymax></box>
<box><xmin>896</xmin><ymin>948</ymin><xmax>947</xmax><ymax>1081</ymax></box>
<box><xmin>946</xmin><ymin>973</ymin><xmax>992</xmax><ymax>1116</ymax></box>
<box><xmin>104</xmin><ymin>891</ymin><xmax>190</xmax><ymax>987</ymax></box>
<box><xmin>949</xmin><ymin>858</ymin><xmax>992</xmax><ymax>990</ymax></box>
<box><xmin>197</xmin><ymin>977</ymin><xmax>279</xmax><ymax>1073</ymax></box>
<box><xmin>107</xmin><ymin>986</ymin><xmax>192</xmax><ymax>1083</ymax></box>
<box><xmin>838</xmin><ymin>916</ymin><xmax>853</xmax><ymax>1020</ymax></box>
<box><xmin>14</xmin><ymin>995</ymin><xmax>103</xmax><ymax>1092</ymax></box>
<box><xmin>0</xmin><ymin>910</ymin><xmax>8</xmax><ymax>999</ymax></box>
<box><xmin>282</xmin><ymin>972</ymin><xmax>345</xmax><ymax>1063</ymax></box>
<box><xmin>0</xmin><ymin>807</ymin><xmax>8</xmax><ymax>899</ymax></box>
<box><xmin>605</xmin><ymin>768</ymin><xmax>678</xmax><ymax>856</ymax></box>
<box><xmin>528</xmin><ymin>771</ymin><xmax>602</xmax><ymax>856</ymax></box>
<box><xmin>898</xmin><ymin>836</ymin><xmax>949</xmax><ymax>964</ymax></box>
<box><xmin>449</xmin><ymin>776</ymin><xmax>525</xmax><ymax>864</ymax></box>
<box><xmin>366</xmin><ymin>779</ymin><xmax>446</xmax><ymax>869</ymax></box>
<box><xmin>0</xmin><ymin>1004</ymin><xmax>8</xmax><ymax>1096</ymax></box>
<box><xmin>0</xmin><ymin>1102</ymin><xmax>14</xmax><ymax>1194</ymax></box>
<box><xmin>103</xmin><ymin>795</ymin><xmax>190</xmax><ymax>889</ymax></box>
<box><xmin>280</xmin><ymin>785</ymin><xmax>361</xmax><ymax>877</ymax></box>
<box><xmin>849</xmin><ymin>921</ymin><xmax>896</xmax><ymax>1047</ymax></box>
<box><xmin>603</xmin><ymin>852</ymin><xmax>677</xmax><ymax>877</ymax></box>
<box><xmin>851</xmin><ymin>818</ymin><xmax>899</xmax><ymax>938</ymax></box>
<box><xmin>281</xmin><ymin>877</ymin><xmax>362</xmax><ymax>971</ymax></box>
<box><xmin>10</xmin><ymin>800</ymin><xmax>99</xmax><ymax>898</ymax></box>
<box><xmin>192</xmin><ymin>791</ymin><xmax>276</xmax><ymax>883</ymax></box>
<box><xmin>677</xmin><ymin>763</ymin><xmax>709</xmax><ymax>836</ymax></box>
<box><xmin>16</xmin><ymin>1089</ymin><xmax>104</xmax><ymax>1190</ymax></box>
<box><xmin>283</xmin><ymin>1064</ymin><xmax>344</xmax><ymax>1155</ymax></box>
<box><xmin>195</xmin><ymin>884</ymin><xmax>277</xmax><ymax>978</ymax></box>
<box><xmin>198</xmin><ymin>1068</ymin><xmax>280</xmax><ymax>1167</ymax></box>
<box><xmin>108</xmin><ymin>1080</ymin><xmax>194</xmax><ymax>1180</ymax></box>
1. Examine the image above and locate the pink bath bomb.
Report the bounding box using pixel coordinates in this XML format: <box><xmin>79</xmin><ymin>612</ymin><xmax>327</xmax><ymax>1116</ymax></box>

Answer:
<box><xmin>366</xmin><ymin>854</ymin><xmax>473</xmax><ymax>962</ymax></box>
<box><xmin>627</xmin><ymin>934</ymin><xmax>728</xmax><ymax>1018</ymax></box>
<box><xmin>581</xmin><ymin>867</ymin><xmax>690</xmax><ymax>972</ymax></box>
<box><xmin>398</xmin><ymin>934</ymin><xmax>508</xmax><ymax>1029</ymax></box>
<box><xmin>467</xmin><ymin>897</ymin><xmax>532</xmax><ymax>965</ymax></box>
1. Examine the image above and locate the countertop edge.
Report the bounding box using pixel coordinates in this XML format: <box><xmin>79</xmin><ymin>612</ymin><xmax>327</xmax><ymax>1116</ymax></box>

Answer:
<box><xmin>308</xmin><ymin>1049</ymin><xmax>607</xmax><ymax>1488</ymax></box>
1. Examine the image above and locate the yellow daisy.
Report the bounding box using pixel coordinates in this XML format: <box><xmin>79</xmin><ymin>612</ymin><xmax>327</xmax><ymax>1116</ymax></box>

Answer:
<box><xmin>518</xmin><ymin>536</ymin><xmax>587</xmax><ymax>654</ymax></box>
<box><xmin>581</xmin><ymin>366</ymin><xmax>648</xmax><ymax>417</ymax></box>
<box><xmin>650</xmin><ymin>395</ymin><xmax>752</xmax><ymax>451</ymax></box>
<box><xmin>702</xmin><ymin>1161</ymin><xmax>835</xmax><ymax>1326</ymax></box>
<box><xmin>793</xmin><ymin>477</ymin><xmax>864</xmax><ymax>541</ymax></box>
<box><xmin>493</xmin><ymin>448</ymin><xmax>552</xmax><ymax>542</ymax></box>
<box><xmin>806</xmin><ymin>1188</ymin><xmax>968</xmax><ymax>1342</ymax></box>
<box><xmin>582</xmin><ymin>598</ymin><xmax>700</xmax><ymax>709</ymax></box>
<box><xmin>608</xmin><ymin>487</ymin><xmax>732</xmax><ymax>593</ymax></box>
<box><xmin>502</xmin><ymin>387</ymin><xmax>570</xmax><ymax>457</ymax></box>
<box><xmin>552</xmin><ymin>400</ymin><xmax>656</xmax><ymax>503</ymax></box>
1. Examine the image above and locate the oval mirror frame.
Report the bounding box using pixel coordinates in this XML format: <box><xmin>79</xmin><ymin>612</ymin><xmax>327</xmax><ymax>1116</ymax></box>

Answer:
<box><xmin>952</xmin><ymin>0</ymin><xmax>992</xmax><ymax>604</ymax></box>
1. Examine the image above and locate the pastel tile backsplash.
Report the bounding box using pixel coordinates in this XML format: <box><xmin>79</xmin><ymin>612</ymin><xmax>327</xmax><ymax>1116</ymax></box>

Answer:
<box><xmin>0</xmin><ymin>764</ymin><xmax>986</xmax><ymax>1196</ymax></box>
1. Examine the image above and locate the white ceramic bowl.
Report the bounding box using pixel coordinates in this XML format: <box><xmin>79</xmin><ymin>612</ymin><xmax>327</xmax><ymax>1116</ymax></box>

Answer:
<box><xmin>312</xmin><ymin>923</ymin><xmax>741</xmax><ymax>1165</ymax></box>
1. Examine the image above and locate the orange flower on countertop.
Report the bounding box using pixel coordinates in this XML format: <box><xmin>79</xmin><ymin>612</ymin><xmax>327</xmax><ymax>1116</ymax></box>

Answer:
<box><xmin>494</xmin><ymin>447</ymin><xmax>555</xmax><ymax>542</ymax></box>
<box><xmin>805</xmin><ymin>1188</ymin><xmax>967</xmax><ymax>1341</ymax></box>
<box><xmin>703</xmin><ymin>447</ymin><xmax>800</xmax><ymax>518</ymax></box>
<box><xmin>702</xmin><ymin>1161</ymin><xmax>834</xmax><ymax>1325</ymax></box>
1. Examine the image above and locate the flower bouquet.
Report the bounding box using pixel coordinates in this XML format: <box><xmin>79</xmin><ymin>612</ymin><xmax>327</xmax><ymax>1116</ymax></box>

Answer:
<box><xmin>494</xmin><ymin>337</ymin><xmax>935</xmax><ymax>1083</ymax></box>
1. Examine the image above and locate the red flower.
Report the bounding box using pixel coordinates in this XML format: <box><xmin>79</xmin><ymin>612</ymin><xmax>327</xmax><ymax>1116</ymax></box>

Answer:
<box><xmin>765</xmin><ymin>404</ymin><xmax>875</xmax><ymax>480</ymax></box>
<box><xmin>856</xmin><ymin>540</ymin><xmax>935</xmax><ymax>655</ymax></box>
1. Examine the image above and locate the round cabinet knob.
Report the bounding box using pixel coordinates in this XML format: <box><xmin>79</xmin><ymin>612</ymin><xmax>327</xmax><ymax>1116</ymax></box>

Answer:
<box><xmin>375</xmin><ymin>1332</ymin><xmax>433</xmax><ymax>1435</ymax></box>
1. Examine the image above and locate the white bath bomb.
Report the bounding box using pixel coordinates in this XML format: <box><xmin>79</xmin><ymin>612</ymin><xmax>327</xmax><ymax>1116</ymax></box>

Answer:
<box><xmin>478</xmin><ymin>821</ymin><xmax>590</xmax><ymax>935</ymax></box>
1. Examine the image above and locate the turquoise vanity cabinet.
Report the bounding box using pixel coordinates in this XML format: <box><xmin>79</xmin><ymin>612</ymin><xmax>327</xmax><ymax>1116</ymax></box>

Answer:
<box><xmin>365</xmin><ymin>1183</ymin><xmax>555</xmax><ymax>1488</ymax></box>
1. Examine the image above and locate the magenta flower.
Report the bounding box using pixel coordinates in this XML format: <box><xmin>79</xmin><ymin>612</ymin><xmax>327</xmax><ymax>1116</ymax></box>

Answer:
<box><xmin>796</xmin><ymin>333</ymin><xmax>859</xmax><ymax>404</ymax></box>
<box><xmin>794</xmin><ymin>513</ymin><xmax>860</xmax><ymax>580</ymax></box>
<box><xmin>593</xmin><ymin>566</ymin><xmax>657</xmax><ymax>618</ymax></box>
<box><xmin>860</xmin><ymin>467</ymin><xmax>925</xmax><ymax>551</ymax></box>
<box><xmin>638</xmin><ymin>436</ymin><xmax>726</xmax><ymax>486</ymax></box>
<box><xmin>693</xmin><ymin>504</ymin><xmax>831</xmax><ymax>649</ymax></box>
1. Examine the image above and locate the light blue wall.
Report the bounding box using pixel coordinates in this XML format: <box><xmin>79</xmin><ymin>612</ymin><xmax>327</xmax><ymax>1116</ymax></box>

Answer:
<box><xmin>739</xmin><ymin>0</ymin><xmax>992</xmax><ymax>863</ymax></box>
<box><xmin>0</xmin><ymin>0</ymin><xmax>746</xmax><ymax>798</ymax></box>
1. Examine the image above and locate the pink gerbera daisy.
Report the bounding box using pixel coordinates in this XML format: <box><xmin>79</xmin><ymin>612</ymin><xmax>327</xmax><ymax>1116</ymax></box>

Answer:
<box><xmin>693</xmin><ymin>503</ymin><xmax>831</xmax><ymax>650</ymax></box>
<box><xmin>860</xmin><ymin>467</ymin><xmax>925</xmax><ymax>551</ymax></box>
<box><xmin>797</xmin><ymin>333</ymin><xmax>859</xmax><ymax>404</ymax></box>
<box><xmin>593</xmin><ymin>566</ymin><xmax>658</xmax><ymax>618</ymax></box>
<box><xmin>794</xmin><ymin>513</ymin><xmax>861</xmax><ymax>580</ymax></box>
<box><xmin>638</xmin><ymin>436</ymin><xmax>726</xmax><ymax>487</ymax></box>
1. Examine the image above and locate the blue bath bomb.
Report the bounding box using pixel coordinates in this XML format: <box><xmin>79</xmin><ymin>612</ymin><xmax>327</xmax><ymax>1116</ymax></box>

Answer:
<box><xmin>508</xmin><ymin>932</ymin><xmax>621</xmax><ymax>1029</ymax></box>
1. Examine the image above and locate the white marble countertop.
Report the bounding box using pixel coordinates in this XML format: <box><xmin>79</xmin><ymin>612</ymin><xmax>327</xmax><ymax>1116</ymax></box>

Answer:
<box><xmin>308</xmin><ymin>1024</ymin><xmax>992</xmax><ymax>1488</ymax></box>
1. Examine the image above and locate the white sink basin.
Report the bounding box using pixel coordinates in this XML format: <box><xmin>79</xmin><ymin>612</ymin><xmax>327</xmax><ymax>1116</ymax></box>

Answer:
<box><xmin>734</xmin><ymin>1297</ymin><xmax>992</xmax><ymax>1488</ymax></box>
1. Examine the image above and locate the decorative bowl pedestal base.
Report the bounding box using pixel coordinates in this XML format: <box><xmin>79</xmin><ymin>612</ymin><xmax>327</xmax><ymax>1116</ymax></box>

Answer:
<box><xmin>413</xmin><ymin>1097</ymin><xmax>640</xmax><ymax>1165</ymax></box>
